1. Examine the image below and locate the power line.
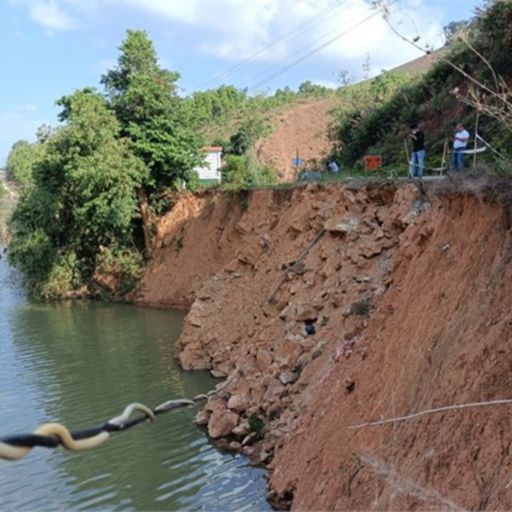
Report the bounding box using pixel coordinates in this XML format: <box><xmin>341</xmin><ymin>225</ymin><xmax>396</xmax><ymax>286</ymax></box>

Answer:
<box><xmin>199</xmin><ymin>0</ymin><xmax>347</xmax><ymax>88</ymax></box>
<box><xmin>250</xmin><ymin>3</ymin><xmax>393</xmax><ymax>92</ymax></box>
<box><xmin>246</xmin><ymin>0</ymin><xmax>361</xmax><ymax>88</ymax></box>
<box><xmin>198</xmin><ymin>0</ymin><xmax>352</xmax><ymax>89</ymax></box>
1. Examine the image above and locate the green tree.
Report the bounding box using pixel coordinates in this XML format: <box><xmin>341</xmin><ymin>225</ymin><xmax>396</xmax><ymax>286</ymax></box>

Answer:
<box><xmin>443</xmin><ymin>20</ymin><xmax>470</xmax><ymax>45</ymax></box>
<box><xmin>101</xmin><ymin>29</ymin><xmax>203</xmax><ymax>191</ymax></box>
<box><xmin>298</xmin><ymin>80</ymin><xmax>330</xmax><ymax>97</ymax></box>
<box><xmin>369</xmin><ymin>72</ymin><xmax>408</xmax><ymax>104</ymax></box>
<box><xmin>6</xmin><ymin>139</ymin><xmax>45</xmax><ymax>187</ymax></box>
<box><xmin>186</xmin><ymin>85</ymin><xmax>248</xmax><ymax>126</ymax></box>
<box><xmin>9</xmin><ymin>88</ymin><xmax>146</xmax><ymax>298</ymax></box>
<box><xmin>227</xmin><ymin>117</ymin><xmax>272</xmax><ymax>155</ymax></box>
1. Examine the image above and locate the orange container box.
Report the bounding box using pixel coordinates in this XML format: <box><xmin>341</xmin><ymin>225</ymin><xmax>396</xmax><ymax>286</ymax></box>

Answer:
<box><xmin>363</xmin><ymin>155</ymin><xmax>382</xmax><ymax>171</ymax></box>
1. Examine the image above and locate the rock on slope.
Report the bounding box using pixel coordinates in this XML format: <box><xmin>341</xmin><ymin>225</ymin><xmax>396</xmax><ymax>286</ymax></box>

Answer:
<box><xmin>136</xmin><ymin>179</ymin><xmax>512</xmax><ymax>510</ymax></box>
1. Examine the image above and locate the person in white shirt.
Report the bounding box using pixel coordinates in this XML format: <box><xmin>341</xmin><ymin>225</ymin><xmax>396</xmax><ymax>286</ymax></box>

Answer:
<box><xmin>452</xmin><ymin>123</ymin><xmax>470</xmax><ymax>172</ymax></box>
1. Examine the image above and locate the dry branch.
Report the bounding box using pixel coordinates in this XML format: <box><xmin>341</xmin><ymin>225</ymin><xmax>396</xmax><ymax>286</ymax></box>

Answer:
<box><xmin>374</xmin><ymin>0</ymin><xmax>512</xmax><ymax>131</ymax></box>
<box><xmin>349</xmin><ymin>398</ymin><xmax>512</xmax><ymax>429</ymax></box>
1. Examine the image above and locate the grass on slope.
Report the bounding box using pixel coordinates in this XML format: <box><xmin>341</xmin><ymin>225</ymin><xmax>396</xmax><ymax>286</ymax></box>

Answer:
<box><xmin>331</xmin><ymin>2</ymin><xmax>512</xmax><ymax>175</ymax></box>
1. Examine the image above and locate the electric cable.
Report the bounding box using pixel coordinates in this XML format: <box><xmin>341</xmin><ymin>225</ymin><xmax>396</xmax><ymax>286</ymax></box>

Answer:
<box><xmin>199</xmin><ymin>0</ymin><xmax>351</xmax><ymax>89</ymax></box>
<box><xmin>249</xmin><ymin>2</ymin><xmax>396</xmax><ymax>92</ymax></box>
<box><xmin>246</xmin><ymin>0</ymin><xmax>362</xmax><ymax>88</ymax></box>
<box><xmin>0</xmin><ymin>396</ymin><xmax>209</xmax><ymax>461</ymax></box>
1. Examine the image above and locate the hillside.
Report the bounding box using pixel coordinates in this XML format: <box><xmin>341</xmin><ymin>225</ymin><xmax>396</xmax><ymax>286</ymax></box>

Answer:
<box><xmin>235</xmin><ymin>52</ymin><xmax>442</xmax><ymax>182</ymax></box>
<box><xmin>136</xmin><ymin>178</ymin><xmax>512</xmax><ymax>510</ymax></box>
<box><xmin>255</xmin><ymin>98</ymin><xmax>337</xmax><ymax>182</ymax></box>
<box><xmin>390</xmin><ymin>48</ymin><xmax>446</xmax><ymax>77</ymax></box>
<box><xmin>332</xmin><ymin>2</ymin><xmax>512</xmax><ymax>171</ymax></box>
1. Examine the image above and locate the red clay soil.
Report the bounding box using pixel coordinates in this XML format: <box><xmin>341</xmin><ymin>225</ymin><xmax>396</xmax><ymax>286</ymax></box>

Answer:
<box><xmin>254</xmin><ymin>98</ymin><xmax>336</xmax><ymax>182</ymax></box>
<box><xmin>136</xmin><ymin>179</ymin><xmax>512</xmax><ymax>510</ymax></box>
<box><xmin>135</xmin><ymin>191</ymin><xmax>249</xmax><ymax>309</ymax></box>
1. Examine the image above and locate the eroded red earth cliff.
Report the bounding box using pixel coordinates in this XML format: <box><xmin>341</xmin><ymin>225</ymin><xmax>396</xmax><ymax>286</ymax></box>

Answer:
<box><xmin>136</xmin><ymin>180</ymin><xmax>512</xmax><ymax>510</ymax></box>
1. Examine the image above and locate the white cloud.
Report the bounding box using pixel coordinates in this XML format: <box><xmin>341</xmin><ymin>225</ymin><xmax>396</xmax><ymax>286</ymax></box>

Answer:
<box><xmin>9</xmin><ymin>0</ymin><xmax>447</xmax><ymax>80</ymax></box>
<box><xmin>29</xmin><ymin>0</ymin><xmax>75</xmax><ymax>31</ymax></box>
<box><xmin>121</xmin><ymin>0</ymin><xmax>199</xmax><ymax>24</ymax></box>
<box><xmin>108</xmin><ymin>0</ymin><xmax>445</xmax><ymax>73</ymax></box>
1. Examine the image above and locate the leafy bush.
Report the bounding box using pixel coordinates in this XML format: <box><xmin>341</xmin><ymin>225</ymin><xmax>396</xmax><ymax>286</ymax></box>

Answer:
<box><xmin>95</xmin><ymin>246</ymin><xmax>144</xmax><ymax>294</ymax></box>
<box><xmin>40</xmin><ymin>251</ymin><xmax>82</xmax><ymax>300</ymax></box>
<box><xmin>248</xmin><ymin>413</ymin><xmax>264</xmax><ymax>433</ymax></box>
<box><xmin>221</xmin><ymin>153</ymin><xmax>277</xmax><ymax>189</ymax></box>
<box><xmin>298</xmin><ymin>80</ymin><xmax>332</xmax><ymax>97</ymax></box>
<box><xmin>8</xmin><ymin>228</ymin><xmax>55</xmax><ymax>295</ymax></box>
<box><xmin>185</xmin><ymin>85</ymin><xmax>249</xmax><ymax>127</ymax></box>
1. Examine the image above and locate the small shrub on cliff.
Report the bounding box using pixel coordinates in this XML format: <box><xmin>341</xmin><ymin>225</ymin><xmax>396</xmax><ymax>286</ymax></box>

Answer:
<box><xmin>40</xmin><ymin>252</ymin><xmax>82</xmax><ymax>300</ymax></box>
<box><xmin>94</xmin><ymin>246</ymin><xmax>143</xmax><ymax>294</ymax></box>
<box><xmin>248</xmin><ymin>413</ymin><xmax>265</xmax><ymax>434</ymax></box>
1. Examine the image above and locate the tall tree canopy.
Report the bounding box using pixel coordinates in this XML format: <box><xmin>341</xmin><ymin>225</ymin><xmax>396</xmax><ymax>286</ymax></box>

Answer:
<box><xmin>102</xmin><ymin>29</ymin><xmax>203</xmax><ymax>190</ymax></box>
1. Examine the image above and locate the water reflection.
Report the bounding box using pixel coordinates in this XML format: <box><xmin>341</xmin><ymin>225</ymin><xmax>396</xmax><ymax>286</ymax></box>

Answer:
<box><xmin>0</xmin><ymin>259</ymin><xmax>269</xmax><ymax>511</ymax></box>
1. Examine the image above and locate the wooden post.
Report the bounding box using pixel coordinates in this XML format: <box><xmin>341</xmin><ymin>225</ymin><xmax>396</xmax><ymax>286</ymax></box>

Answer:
<box><xmin>473</xmin><ymin>111</ymin><xmax>480</xmax><ymax>169</ymax></box>
<box><xmin>441</xmin><ymin>140</ymin><xmax>448</xmax><ymax>175</ymax></box>
<box><xmin>404</xmin><ymin>139</ymin><xmax>410</xmax><ymax>176</ymax></box>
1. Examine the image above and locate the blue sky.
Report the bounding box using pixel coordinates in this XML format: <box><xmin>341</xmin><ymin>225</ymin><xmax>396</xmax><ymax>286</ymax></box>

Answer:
<box><xmin>0</xmin><ymin>0</ymin><xmax>482</xmax><ymax>164</ymax></box>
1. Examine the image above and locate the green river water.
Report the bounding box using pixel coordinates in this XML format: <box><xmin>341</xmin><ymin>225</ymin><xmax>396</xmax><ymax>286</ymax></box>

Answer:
<box><xmin>0</xmin><ymin>256</ymin><xmax>269</xmax><ymax>511</ymax></box>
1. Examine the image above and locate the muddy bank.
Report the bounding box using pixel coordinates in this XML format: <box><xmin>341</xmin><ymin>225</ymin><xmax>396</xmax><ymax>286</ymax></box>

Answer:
<box><xmin>136</xmin><ymin>179</ymin><xmax>512</xmax><ymax>510</ymax></box>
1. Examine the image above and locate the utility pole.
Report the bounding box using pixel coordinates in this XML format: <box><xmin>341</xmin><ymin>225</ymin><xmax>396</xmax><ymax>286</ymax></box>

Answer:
<box><xmin>473</xmin><ymin>109</ymin><xmax>480</xmax><ymax>169</ymax></box>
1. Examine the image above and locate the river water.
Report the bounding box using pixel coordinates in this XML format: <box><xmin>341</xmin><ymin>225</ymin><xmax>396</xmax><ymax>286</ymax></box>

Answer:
<box><xmin>0</xmin><ymin>257</ymin><xmax>269</xmax><ymax>511</ymax></box>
